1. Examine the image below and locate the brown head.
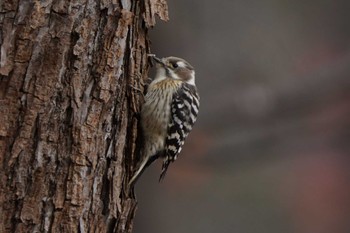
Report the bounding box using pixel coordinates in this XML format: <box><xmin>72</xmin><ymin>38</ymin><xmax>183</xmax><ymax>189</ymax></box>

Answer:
<box><xmin>150</xmin><ymin>55</ymin><xmax>196</xmax><ymax>86</ymax></box>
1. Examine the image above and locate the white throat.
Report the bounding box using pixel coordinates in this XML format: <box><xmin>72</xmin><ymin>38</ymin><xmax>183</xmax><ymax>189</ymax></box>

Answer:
<box><xmin>152</xmin><ymin>67</ymin><xmax>167</xmax><ymax>83</ymax></box>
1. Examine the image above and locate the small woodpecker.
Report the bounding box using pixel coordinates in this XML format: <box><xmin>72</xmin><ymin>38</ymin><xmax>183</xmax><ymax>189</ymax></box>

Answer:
<box><xmin>129</xmin><ymin>55</ymin><xmax>199</xmax><ymax>187</ymax></box>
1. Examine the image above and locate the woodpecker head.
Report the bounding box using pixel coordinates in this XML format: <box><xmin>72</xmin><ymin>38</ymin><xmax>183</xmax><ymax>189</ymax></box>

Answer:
<box><xmin>149</xmin><ymin>55</ymin><xmax>196</xmax><ymax>86</ymax></box>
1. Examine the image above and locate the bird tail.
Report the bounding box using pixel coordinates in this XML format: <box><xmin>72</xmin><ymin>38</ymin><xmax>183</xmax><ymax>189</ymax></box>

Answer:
<box><xmin>128</xmin><ymin>155</ymin><xmax>158</xmax><ymax>188</ymax></box>
<box><xmin>159</xmin><ymin>159</ymin><xmax>171</xmax><ymax>182</ymax></box>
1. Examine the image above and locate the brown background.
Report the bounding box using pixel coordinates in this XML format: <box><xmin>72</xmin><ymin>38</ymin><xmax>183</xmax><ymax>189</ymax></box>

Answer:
<box><xmin>134</xmin><ymin>0</ymin><xmax>350</xmax><ymax>233</ymax></box>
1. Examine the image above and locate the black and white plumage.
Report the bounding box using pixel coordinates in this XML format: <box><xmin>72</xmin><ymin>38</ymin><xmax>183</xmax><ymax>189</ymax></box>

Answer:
<box><xmin>129</xmin><ymin>55</ymin><xmax>199</xmax><ymax>187</ymax></box>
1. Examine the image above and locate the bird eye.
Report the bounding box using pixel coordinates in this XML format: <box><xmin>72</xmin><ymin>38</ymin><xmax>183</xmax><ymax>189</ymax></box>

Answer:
<box><xmin>172</xmin><ymin>63</ymin><xmax>178</xmax><ymax>68</ymax></box>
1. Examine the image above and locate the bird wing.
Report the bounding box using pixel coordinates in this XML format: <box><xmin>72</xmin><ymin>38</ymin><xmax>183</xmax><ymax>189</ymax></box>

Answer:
<box><xmin>159</xmin><ymin>83</ymin><xmax>200</xmax><ymax>181</ymax></box>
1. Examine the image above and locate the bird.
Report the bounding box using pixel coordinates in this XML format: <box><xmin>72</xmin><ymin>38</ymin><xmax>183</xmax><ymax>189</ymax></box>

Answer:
<box><xmin>128</xmin><ymin>55</ymin><xmax>199</xmax><ymax>187</ymax></box>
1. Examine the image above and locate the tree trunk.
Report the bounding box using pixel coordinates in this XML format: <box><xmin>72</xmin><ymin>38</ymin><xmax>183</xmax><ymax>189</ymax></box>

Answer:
<box><xmin>0</xmin><ymin>0</ymin><xmax>168</xmax><ymax>232</ymax></box>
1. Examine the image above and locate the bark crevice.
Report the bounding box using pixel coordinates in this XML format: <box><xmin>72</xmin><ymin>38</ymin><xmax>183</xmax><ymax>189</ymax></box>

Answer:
<box><xmin>0</xmin><ymin>0</ymin><xmax>169</xmax><ymax>232</ymax></box>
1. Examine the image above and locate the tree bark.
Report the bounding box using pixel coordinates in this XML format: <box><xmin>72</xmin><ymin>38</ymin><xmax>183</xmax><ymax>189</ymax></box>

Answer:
<box><xmin>0</xmin><ymin>0</ymin><xmax>168</xmax><ymax>232</ymax></box>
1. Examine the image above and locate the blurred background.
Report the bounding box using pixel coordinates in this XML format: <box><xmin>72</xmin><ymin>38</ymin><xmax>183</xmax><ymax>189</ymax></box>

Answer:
<box><xmin>134</xmin><ymin>1</ymin><xmax>350</xmax><ymax>232</ymax></box>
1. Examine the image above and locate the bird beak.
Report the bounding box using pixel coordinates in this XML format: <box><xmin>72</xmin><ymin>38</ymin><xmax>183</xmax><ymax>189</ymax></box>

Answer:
<box><xmin>153</xmin><ymin>56</ymin><xmax>163</xmax><ymax>64</ymax></box>
<box><xmin>148</xmin><ymin>54</ymin><xmax>164</xmax><ymax>66</ymax></box>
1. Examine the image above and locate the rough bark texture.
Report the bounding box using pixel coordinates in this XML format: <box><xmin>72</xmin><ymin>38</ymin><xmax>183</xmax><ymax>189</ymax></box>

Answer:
<box><xmin>0</xmin><ymin>0</ymin><xmax>168</xmax><ymax>232</ymax></box>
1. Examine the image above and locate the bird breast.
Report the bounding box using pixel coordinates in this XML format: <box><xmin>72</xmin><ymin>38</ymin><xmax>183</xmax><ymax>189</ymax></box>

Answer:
<box><xmin>141</xmin><ymin>79</ymin><xmax>182</xmax><ymax>145</ymax></box>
